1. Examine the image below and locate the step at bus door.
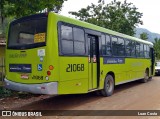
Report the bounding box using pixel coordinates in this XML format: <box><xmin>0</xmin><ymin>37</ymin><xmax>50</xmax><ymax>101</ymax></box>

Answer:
<box><xmin>88</xmin><ymin>35</ymin><xmax>99</xmax><ymax>90</ymax></box>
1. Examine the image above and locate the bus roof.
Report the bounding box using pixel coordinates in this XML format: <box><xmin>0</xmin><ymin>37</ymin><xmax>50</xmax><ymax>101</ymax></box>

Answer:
<box><xmin>51</xmin><ymin>12</ymin><xmax>153</xmax><ymax>46</ymax></box>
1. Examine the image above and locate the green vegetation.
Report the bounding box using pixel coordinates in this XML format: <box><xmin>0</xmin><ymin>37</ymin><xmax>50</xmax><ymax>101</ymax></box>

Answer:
<box><xmin>154</xmin><ymin>38</ymin><xmax>160</xmax><ymax>60</ymax></box>
<box><xmin>140</xmin><ymin>32</ymin><xmax>148</xmax><ymax>40</ymax></box>
<box><xmin>0</xmin><ymin>0</ymin><xmax>67</xmax><ymax>38</ymax></box>
<box><xmin>0</xmin><ymin>81</ymin><xmax>12</xmax><ymax>98</ymax></box>
<box><xmin>69</xmin><ymin>0</ymin><xmax>143</xmax><ymax>36</ymax></box>
<box><xmin>135</xmin><ymin>28</ymin><xmax>160</xmax><ymax>43</ymax></box>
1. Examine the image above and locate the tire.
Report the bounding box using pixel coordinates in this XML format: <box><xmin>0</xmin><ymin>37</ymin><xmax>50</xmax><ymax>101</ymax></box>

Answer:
<box><xmin>141</xmin><ymin>69</ymin><xmax>149</xmax><ymax>83</ymax></box>
<box><xmin>148</xmin><ymin>77</ymin><xmax>152</xmax><ymax>81</ymax></box>
<box><xmin>100</xmin><ymin>75</ymin><xmax>114</xmax><ymax>97</ymax></box>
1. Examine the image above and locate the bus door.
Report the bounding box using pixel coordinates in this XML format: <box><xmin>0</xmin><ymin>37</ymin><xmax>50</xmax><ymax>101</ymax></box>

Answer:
<box><xmin>150</xmin><ymin>48</ymin><xmax>155</xmax><ymax>75</ymax></box>
<box><xmin>88</xmin><ymin>35</ymin><xmax>99</xmax><ymax>90</ymax></box>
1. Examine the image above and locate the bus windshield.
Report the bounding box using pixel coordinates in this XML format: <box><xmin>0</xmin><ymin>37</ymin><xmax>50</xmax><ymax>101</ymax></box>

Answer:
<box><xmin>8</xmin><ymin>18</ymin><xmax>47</xmax><ymax>49</ymax></box>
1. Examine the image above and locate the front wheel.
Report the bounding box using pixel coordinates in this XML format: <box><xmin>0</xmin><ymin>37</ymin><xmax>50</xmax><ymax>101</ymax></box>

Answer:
<box><xmin>101</xmin><ymin>75</ymin><xmax>114</xmax><ymax>97</ymax></box>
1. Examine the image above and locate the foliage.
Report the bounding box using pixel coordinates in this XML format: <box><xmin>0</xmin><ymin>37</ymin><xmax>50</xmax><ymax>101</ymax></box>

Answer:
<box><xmin>1</xmin><ymin>0</ymin><xmax>67</xmax><ymax>19</ymax></box>
<box><xmin>140</xmin><ymin>32</ymin><xmax>148</xmax><ymax>40</ymax></box>
<box><xmin>0</xmin><ymin>0</ymin><xmax>67</xmax><ymax>38</ymax></box>
<box><xmin>0</xmin><ymin>86</ymin><xmax>36</xmax><ymax>99</ymax></box>
<box><xmin>3</xmin><ymin>0</ymin><xmax>67</xmax><ymax>18</ymax></box>
<box><xmin>0</xmin><ymin>84</ymin><xmax>12</xmax><ymax>98</ymax></box>
<box><xmin>153</xmin><ymin>38</ymin><xmax>160</xmax><ymax>60</ymax></box>
<box><xmin>69</xmin><ymin>0</ymin><xmax>143</xmax><ymax>36</ymax></box>
<box><xmin>135</xmin><ymin>28</ymin><xmax>160</xmax><ymax>43</ymax></box>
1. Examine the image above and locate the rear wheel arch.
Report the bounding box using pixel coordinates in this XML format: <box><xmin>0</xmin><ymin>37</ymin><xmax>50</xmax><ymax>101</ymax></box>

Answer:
<box><xmin>100</xmin><ymin>71</ymin><xmax>115</xmax><ymax>97</ymax></box>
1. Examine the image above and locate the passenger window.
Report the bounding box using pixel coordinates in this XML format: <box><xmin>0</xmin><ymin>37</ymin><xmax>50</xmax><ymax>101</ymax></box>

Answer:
<box><xmin>125</xmin><ymin>40</ymin><xmax>135</xmax><ymax>57</ymax></box>
<box><xmin>106</xmin><ymin>35</ymin><xmax>111</xmax><ymax>56</ymax></box>
<box><xmin>106</xmin><ymin>35</ymin><xmax>111</xmax><ymax>45</ymax></box>
<box><xmin>136</xmin><ymin>42</ymin><xmax>140</xmax><ymax>57</ymax></box>
<box><xmin>101</xmin><ymin>35</ymin><xmax>106</xmax><ymax>55</ymax></box>
<box><xmin>61</xmin><ymin>25</ymin><xmax>72</xmax><ymax>40</ymax></box>
<box><xmin>112</xmin><ymin>36</ymin><xmax>118</xmax><ymax>56</ymax></box>
<box><xmin>73</xmin><ymin>27</ymin><xmax>85</xmax><ymax>55</ymax></box>
<box><xmin>60</xmin><ymin>25</ymin><xmax>85</xmax><ymax>55</ymax></box>
<box><xmin>118</xmin><ymin>38</ymin><xmax>125</xmax><ymax>56</ymax></box>
<box><xmin>140</xmin><ymin>44</ymin><xmax>144</xmax><ymax>57</ymax></box>
<box><xmin>74</xmin><ymin>41</ymin><xmax>85</xmax><ymax>54</ymax></box>
<box><xmin>73</xmin><ymin>28</ymin><xmax>85</xmax><ymax>42</ymax></box>
<box><xmin>62</xmin><ymin>40</ymin><xmax>73</xmax><ymax>54</ymax></box>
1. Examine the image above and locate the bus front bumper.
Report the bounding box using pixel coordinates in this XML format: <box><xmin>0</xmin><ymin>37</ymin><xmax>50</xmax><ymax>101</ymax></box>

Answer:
<box><xmin>4</xmin><ymin>78</ymin><xmax>58</xmax><ymax>95</ymax></box>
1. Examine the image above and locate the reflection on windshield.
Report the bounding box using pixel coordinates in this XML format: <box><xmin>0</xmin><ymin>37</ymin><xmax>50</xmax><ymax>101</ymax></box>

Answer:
<box><xmin>8</xmin><ymin>17</ymin><xmax>47</xmax><ymax>49</ymax></box>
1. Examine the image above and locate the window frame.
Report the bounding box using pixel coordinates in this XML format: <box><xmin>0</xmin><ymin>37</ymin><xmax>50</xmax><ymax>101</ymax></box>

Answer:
<box><xmin>111</xmin><ymin>35</ymin><xmax>125</xmax><ymax>57</ymax></box>
<box><xmin>58</xmin><ymin>22</ymin><xmax>87</xmax><ymax>56</ymax></box>
<box><xmin>101</xmin><ymin>33</ymin><xmax>112</xmax><ymax>56</ymax></box>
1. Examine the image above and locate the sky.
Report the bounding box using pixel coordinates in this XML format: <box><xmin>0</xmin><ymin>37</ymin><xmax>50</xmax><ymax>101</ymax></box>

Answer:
<box><xmin>61</xmin><ymin>0</ymin><xmax>160</xmax><ymax>34</ymax></box>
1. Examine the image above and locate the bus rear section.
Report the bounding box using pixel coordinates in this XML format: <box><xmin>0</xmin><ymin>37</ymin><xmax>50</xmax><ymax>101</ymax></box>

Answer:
<box><xmin>4</xmin><ymin>14</ymin><xmax>58</xmax><ymax>94</ymax></box>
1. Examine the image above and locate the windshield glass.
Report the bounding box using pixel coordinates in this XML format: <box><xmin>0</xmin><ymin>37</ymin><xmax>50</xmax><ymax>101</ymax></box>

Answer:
<box><xmin>8</xmin><ymin>18</ymin><xmax>47</xmax><ymax>49</ymax></box>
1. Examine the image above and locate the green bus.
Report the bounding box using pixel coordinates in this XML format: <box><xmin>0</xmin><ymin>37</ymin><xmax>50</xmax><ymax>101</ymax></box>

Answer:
<box><xmin>4</xmin><ymin>12</ymin><xmax>155</xmax><ymax>96</ymax></box>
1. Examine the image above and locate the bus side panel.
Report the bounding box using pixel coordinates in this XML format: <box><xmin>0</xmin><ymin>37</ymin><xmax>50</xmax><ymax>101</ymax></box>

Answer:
<box><xmin>58</xmin><ymin>57</ymin><xmax>88</xmax><ymax>94</ymax></box>
<box><xmin>99</xmin><ymin>57</ymin><xmax>127</xmax><ymax>87</ymax></box>
<box><xmin>46</xmin><ymin>13</ymin><xmax>60</xmax><ymax>83</ymax></box>
<box><xmin>99</xmin><ymin>57</ymin><xmax>151</xmax><ymax>89</ymax></box>
<box><xmin>129</xmin><ymin>59</ymin><xmax>150</xmax><ymax>79</ymax></box>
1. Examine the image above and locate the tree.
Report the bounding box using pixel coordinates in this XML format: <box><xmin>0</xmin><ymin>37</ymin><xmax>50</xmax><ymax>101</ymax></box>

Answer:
<box><xmin>1</xmin><ymin>0</ymin><xmax>67</xmax><ymax>19</ymax></box>
<box><xmin>140</xmin><ymin>32</ymin><xmax>148</xmax><ymax>40</ymax></box>
<box><xmin>0</xmin><ymin>0</ymin><xmax>67</xmax><ymax>38</ymax></box>
<box><xmin>69</xmin><ymin>0</ymin><xmax>143</xmax><ymax>36</ymax></box>
<box><xmin>153</xmin><ymin>38</ymin><xmax>160</xmax><ymax>59</ymax></box>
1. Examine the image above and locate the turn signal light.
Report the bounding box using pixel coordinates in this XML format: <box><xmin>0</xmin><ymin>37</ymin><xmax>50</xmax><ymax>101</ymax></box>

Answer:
<box><xmin>49</xmin><ymin>65</ymin><xmax>54</xmax><ymax>70</ymax></box>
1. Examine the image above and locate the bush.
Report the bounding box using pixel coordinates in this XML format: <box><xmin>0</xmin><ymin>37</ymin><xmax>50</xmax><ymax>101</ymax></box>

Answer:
<box><xmin>0</xmin><ymin>81</ymin><xmax>15</xmax><ymax>98</ymax></box>
<box><xmin>0</xmin><ymin>86</ymin><xmax>12</xmax><ymax>98</ymax></box>
<box><xmin>0</xmin><ymin>81</ymin><xmax>39</xmax><ymax>99</ymax></box>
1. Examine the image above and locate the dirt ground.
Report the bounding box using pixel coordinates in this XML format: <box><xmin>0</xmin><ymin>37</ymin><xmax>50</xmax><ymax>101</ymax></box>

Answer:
<box><xmin>1</xmin><ymin>76</ymin><xmax>160</xmax><ymax>119</ymax></box>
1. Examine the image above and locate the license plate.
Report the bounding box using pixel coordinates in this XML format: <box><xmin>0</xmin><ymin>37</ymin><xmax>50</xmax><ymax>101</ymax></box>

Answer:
<box><xmin>21</xmin><ymin>74</ymin><xmax>29</xmax><ymax>79</ymax></box>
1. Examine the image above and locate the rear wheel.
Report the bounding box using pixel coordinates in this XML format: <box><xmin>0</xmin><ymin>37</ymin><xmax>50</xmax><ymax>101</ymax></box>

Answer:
<box><xmin>148</xmin><ymin>76</ymin><xmax>152</xmax><ymax>81</ymax></box>
<box><xmin>101</xmin><ymin>75</ymin><xmax>114</xmax><ymax>97</ymax></box>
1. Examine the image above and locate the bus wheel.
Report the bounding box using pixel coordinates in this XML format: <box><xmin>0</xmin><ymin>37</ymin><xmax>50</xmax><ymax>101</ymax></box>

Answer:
<box><xmin>101</xmin><ymin>75</ymin><xmax>114</xmax><ymax>97</ymax></box>
<box><xmin>141</xmin><ymin>69</ymin><xmax>149</xmax><ymax>83</ymax></box>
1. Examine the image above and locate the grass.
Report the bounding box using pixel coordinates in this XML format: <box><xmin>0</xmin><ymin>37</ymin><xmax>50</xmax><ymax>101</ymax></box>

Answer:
<box><xmin>0</xmin><ymin>81</ymin><xmax>36</xmax><ymax>99</ymax></box>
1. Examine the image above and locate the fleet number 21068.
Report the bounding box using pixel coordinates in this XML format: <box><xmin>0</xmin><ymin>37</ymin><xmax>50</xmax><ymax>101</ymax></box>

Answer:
<box><xmin>66</xmin><ymin>64</ymin><xmax>84</xmax><ymax>72</ymax></box>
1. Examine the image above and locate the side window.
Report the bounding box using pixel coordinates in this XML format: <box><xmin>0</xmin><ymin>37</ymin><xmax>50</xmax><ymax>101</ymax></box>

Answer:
<box><xmin>140</xmin><ymin>43</ymin><xmax>144</xmax><ymax>57</ymax></box>
<box><xmin>117</xmin><ymin>37</ymin><xmax>125</xmax><ymax>56</ymax></box>
<box><xmin>145</xmin><ymin>45</ymin><xmax>150</xmax><ymax>58</ymax></box>
<box><xmin>73</xmin><ymin>27</ymin><xmax>85</xmax><ymax>55</ymax></box>
<box><xmin>125</xmin><ymin>40</ymin><xmax>130</xmax><ymax>56</ymax></box>
<box><xmin>61</xmin><ymin>25</ymin><xmax>73</xmax><ymax>54</ymax></box>
<box><xmin>101</xmin><ymin>34</ymin><xmax>111</xmax><ymax>56</ymax></box>
<box><xmin>136</xmin><ymin>42</ymin><xmax>140</xmax><ymax>57</ymax></box>
<box><xmin>61</xmin><ymin>25</ymin><xmax>72</xmax><ymax>40</ymax></box>
<box><xmin>130</xmin><ymin>41</ymin><xmax>135</xmax><ymax>57</ymax></box>
<box><xmin>112</xmin><ymin>36</ymin><xmax>118</xmax><ymax>56</ymax></box>
<box><xmin>101</xmin><ymin>35</ymin><xmax>106</xmax><ymax>55</ymax></box>
<box><xmin>60</xmin><ymin>25</ymin><xmax>85</xmax><ymax>55</ymax></box>
<box><xmin>106</xmin><ymin>35</ymin><xmax>111</xmax><ymax>56</ymax></box>
<box><xmin>125</xmin><ymin>40</ymin><xmax>135</xmax><ymax>57</ymax></box>
<box><xmin>144</xmin><ymin>44</ymin><xmax>147</xmax><ymax>58</ymax></box>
